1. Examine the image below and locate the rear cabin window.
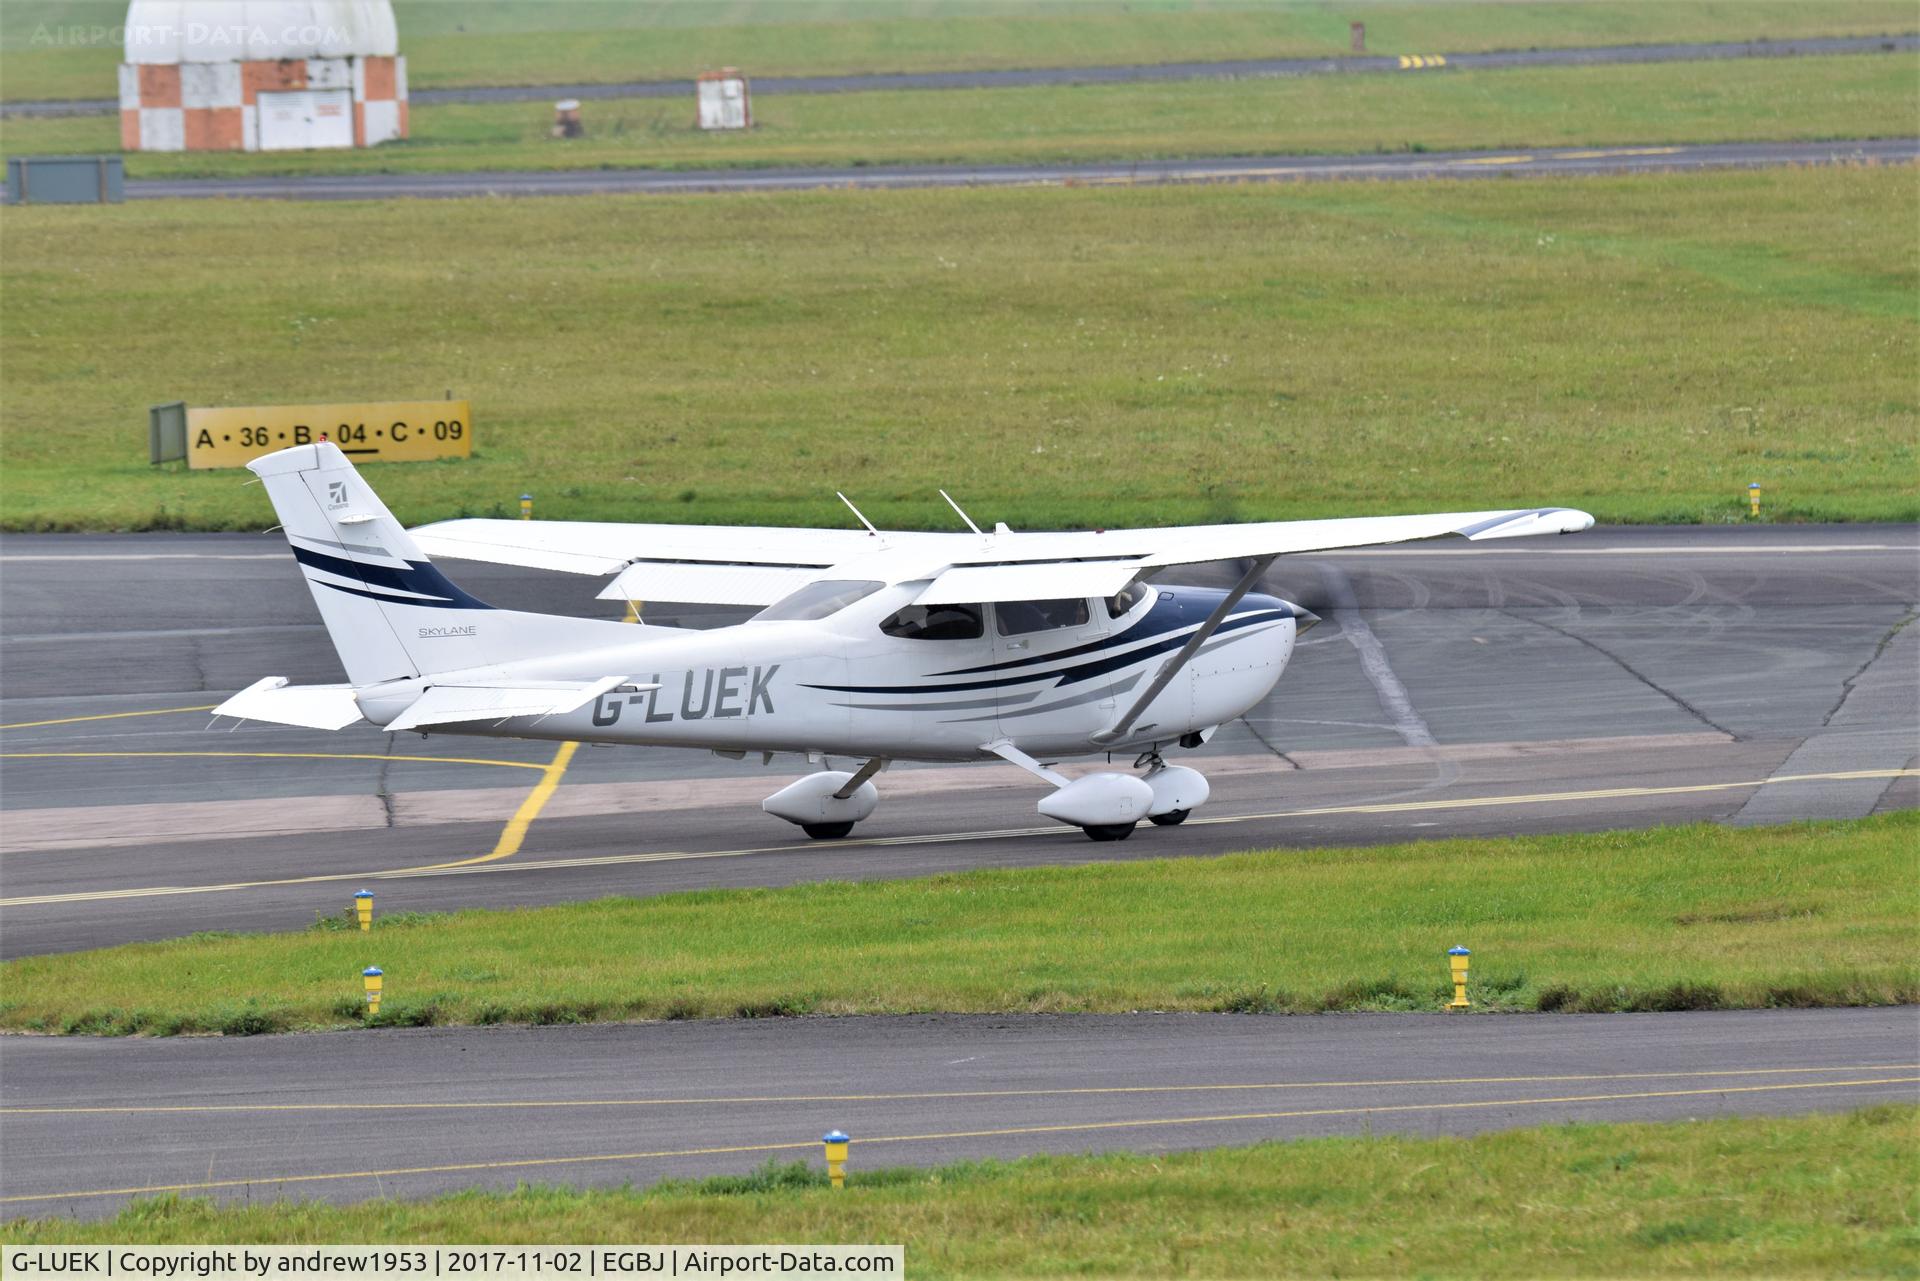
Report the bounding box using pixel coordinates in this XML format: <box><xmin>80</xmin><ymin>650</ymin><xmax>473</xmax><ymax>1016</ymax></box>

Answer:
<box><xmin>753</xmin><ymin>579</ymin><xmax>883</xmax><ymax>622</ymax></box>
<box><xmin>996</xmin><ymin>597</ymin><xmax>1091</xmax><ymax>636</ymax></box>
<box><xmin>880</xmin><ymin>603</ymin><xmax>984</xmax><ymax>641</ymax></box>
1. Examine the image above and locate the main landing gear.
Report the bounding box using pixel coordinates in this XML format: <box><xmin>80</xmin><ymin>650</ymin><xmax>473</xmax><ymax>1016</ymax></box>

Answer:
<box><xmin>985</xmin><ymin>740</ymin><xmax>1214</xmax><ymax>841</ymax></box>
<box><xmin>763</xmin><ymin>758</ymin><xmax>886</xmax><ymax>840</ymax></box>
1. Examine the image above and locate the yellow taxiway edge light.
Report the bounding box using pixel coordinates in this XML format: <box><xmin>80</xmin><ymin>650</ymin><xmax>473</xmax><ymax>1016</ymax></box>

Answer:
<box><xmin>6</xmin><ymin>1076</ymin><xmax>1912</xmax><ymax>1205</ymax></box>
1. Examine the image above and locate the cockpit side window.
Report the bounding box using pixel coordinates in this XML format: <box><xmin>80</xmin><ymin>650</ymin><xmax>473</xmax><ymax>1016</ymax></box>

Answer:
<box><xmin>880</xmin><ymin>603</ymin><xmax>984</xmax><ymax>640</ymax></box>
<box><xmin>996</xmin><ymin>597</ymin><xmax>1091</xmax><ymax>636</ymax></box>
<box><xmin>1105</xmin><ymin>581</ymin><xmax>1150</xmax><ymax>619</ymax></box>
<box><xmin>752</xmin><ymin>579</ymin><xmax>884</xmax><ymax>622</ymax></box>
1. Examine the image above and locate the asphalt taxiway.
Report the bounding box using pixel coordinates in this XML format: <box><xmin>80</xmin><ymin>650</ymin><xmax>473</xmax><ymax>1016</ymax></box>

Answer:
<box><xmin>114</xmin><ymin>138</ymin><xmax>1920</xmax><ymax>202</ymax></box>
<box><xmin>2</xmin><ymin>1007</ymin><xmax>1913</xmax><ymax>1216</ymax></box>
<box><xmin>2</xmin><ymin>525</ymin><xmax>1913</xmax><ymax>958</ymax></box>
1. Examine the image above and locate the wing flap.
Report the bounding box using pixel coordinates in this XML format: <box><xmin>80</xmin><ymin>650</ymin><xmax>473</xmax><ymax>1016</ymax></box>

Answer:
<box><xmin>214</xmin><ymin>677</ymin><xmax>364</xmax><ymax>730</ymax></box>
<box><xmin>595</xmin><ymin>562</ymin><xmax>825</xmax><ymax>607</ymax></box>
<box><xmin>916</xmin><ymin>560</ymin><xmax>1142</xmax><ymax>605</ymax></box>
<box><xmin>410</xmin><ymin>518</ymin><xmax>902</xmax><ymax>577</ymax></box>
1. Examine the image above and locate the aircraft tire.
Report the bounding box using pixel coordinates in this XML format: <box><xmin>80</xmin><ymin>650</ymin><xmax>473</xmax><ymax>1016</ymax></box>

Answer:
<box><xmin>1149</xmin><ymin>809</ymin><xmax>1190</xmax><ymax>826</ymax></box>
<box><xmin>801</xmin><ymin>821</ymin><xmax>857</xmax><ymax>840</ymax></box>
<box><xmin>1082</xmin><ymin>822</ymin><xmax>1136</xmax><ymax>842</ymax></box>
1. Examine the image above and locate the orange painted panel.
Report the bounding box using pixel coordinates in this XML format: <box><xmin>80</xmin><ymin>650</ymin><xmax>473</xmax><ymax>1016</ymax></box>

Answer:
<box><xmin>360</xmin><ymin>55</ymin><xmax>396</xmax><ymax>100</ymax></box>
<box><xmin>120</xmin><ymin>108</ymin><xmax>141</xmax><ymax>149</ymax></box>
<box><xmin>137</xmin><ymin>63</ymin><xmax>181</xmax><ymax>107</ymax></box>
<box><xmin>241</xmin><ymin>59</ymin><xmax>306</xmax><ymax>104</ymax></box>
<box><xmin>183</xmin><ymin>106</ymin><xmax>245</xmax><ymax>150</ymax></box>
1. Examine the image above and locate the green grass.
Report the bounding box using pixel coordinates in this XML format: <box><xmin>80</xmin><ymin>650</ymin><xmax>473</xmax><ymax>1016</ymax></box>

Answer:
<box><xmin>3</xmin><ymin>0</ymin><xmax>1913</xmax><ymax>102</ymax></box>
<box><xmin>3</xmin><ymin>814</ymin><xmax>1913</xmax><ymax>1036</ymax></box>
<box><xmin>1</xmin><ymin>164</ymin><xmax>1913</xmax><ymax>532</ymax></box>
<box><xmin>4</xmin><ymin>1107</ymin><xmax>1915</xmax><ymax>1278</ymax></box>
<box><xmin>5</xmin><ymin>55</ymin><xmax>1912</xmax><ymax>178</ymax></box>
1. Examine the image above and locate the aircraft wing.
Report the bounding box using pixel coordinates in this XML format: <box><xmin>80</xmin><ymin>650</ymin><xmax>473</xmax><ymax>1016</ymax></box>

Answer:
<box><xmin>409</xmin><ymin>507</ymin><xmax>1593</xmax><ymax>607</ymax></box>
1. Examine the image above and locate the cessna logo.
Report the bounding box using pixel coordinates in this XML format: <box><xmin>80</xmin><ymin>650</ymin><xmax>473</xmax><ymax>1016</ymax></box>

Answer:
<box><xmin>593</xmin><ymin>665</ymin><xmax>779</xmax><ymax>726</ymax></box>
<box><xmin>326</xmin><ymin>481</ymin><xmax>349</xmax><ymax>507</ymax></box>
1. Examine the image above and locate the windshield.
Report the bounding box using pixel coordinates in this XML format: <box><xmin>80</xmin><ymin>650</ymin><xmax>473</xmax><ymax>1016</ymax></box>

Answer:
<box><xmin>752</xmin><ymin>579</ymin><xmax>884</xmax><ymax>622</ymax></box>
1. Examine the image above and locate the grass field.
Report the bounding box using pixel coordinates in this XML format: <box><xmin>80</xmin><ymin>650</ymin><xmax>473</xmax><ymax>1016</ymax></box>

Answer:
<box><xmin>3</xmin><ymin>814</ymin><xmax>1912</xmax><ymax>1036</ymax></box>
<box><xmin>4</xmin><ymin>1106</ymin><xmax>1915</xmax><ymax>1277</ymax></box>
<box><xmin>2</xmin><ymin>0</ymin><xmax>1913</xmax><ymax>102</ymax></box>
<box><xmin>4</xmin><ymin>55</ymin><xmax>1911</xmax><ymax>178</ymax></box>
<box><xmin>1</xmin><ymin>164</ymin><xmax>1913</xmax><ymax>532</ymax></box>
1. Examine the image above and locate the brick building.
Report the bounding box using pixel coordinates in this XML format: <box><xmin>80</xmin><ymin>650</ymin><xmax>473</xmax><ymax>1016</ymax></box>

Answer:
<box><xmin>118</xmin><ymin>0</ymin><xmax>408</xmax><ymax>152</ymax></box>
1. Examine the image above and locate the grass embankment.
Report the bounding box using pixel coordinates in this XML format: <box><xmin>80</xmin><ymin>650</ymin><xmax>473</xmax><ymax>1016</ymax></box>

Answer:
<box><xmin>5</xmin><ymin>56</ymin><xmax>1913</xmax><ymax>177</ymax></box>
<box><xmin>2</xmin><ymin>0</ymin><xmax>1913</xmax><ymax>101</ymax></box>
<box><xmin>3</xmin><ymin>815</ymin><xmax>1913</xmax><ymax>1036</ymax></box>
<box><xmin>1</xmin><ymin>165</ymin><xmax>1914</xmax><ymax>532</ymax></box>
<box><xmin>5</xmin><ymin>1107</ymin><xmax>1915</xmax><ymax>1276</ymax></box>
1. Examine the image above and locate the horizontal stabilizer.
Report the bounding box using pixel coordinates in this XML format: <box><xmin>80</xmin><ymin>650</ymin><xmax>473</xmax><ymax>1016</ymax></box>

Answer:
<box><xmin>388</xmin><ymin>676</ymin><xmax>652</xmax><ymax>732</ymax></box>
<box><xmin>215</xmin><ymin>678</ymin><xmax>364</xmax><ymax>731</ymax></box>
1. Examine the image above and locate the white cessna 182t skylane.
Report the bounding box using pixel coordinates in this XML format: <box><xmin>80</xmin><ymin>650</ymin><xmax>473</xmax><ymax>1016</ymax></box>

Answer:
<box><xmin>218</xmin><ymin>442</ymin><xmax>1594</xmax><ymax>841</ymax></box>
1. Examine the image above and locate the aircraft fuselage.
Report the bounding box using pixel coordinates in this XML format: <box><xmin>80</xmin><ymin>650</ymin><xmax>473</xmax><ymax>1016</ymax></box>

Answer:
<box><xmin>353</xmin><ymin>582</ymin><xmax>1301</xmax><ymax>762</ymax></box>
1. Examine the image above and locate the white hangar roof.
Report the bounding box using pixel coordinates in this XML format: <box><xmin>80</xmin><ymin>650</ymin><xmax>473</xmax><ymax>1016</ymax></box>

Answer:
<box><xmin>123</xmin><ymin>0</ymin><xmax>398</xmax><ymax>64</ymax></box>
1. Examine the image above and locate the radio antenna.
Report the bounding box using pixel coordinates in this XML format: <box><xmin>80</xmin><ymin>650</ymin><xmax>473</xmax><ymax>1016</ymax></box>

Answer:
<box><xmin>837</xmin><ymin>491</ymin><xmax>880</xmax><ymax>536</ymax></box>
<box><xmin>939</xmin><ymin>489</ymin><xmax>984</xmax><ymax>535</ymax></box>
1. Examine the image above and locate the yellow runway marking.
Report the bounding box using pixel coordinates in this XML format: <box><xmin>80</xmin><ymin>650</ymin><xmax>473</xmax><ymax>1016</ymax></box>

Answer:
<box><xmin>0</xmin><ymin>705</ymin><xmax>220</xmax><ymax>730</ymax></box>
<box><xmin>6</xmin><ymin>1064</ymin><xmax>1908</xmax><ymax>1117</ymax></box>
<box><xmin>1450</xmin><ymin>154</ymin><xmax>1533</xmax><ymax>166</ymax></box>
<box><xmin>4</xmin><ymin>1076</ymin><xmax>1911</xmax><ymax>1205</ymax></box>
<box><xmin>2</xmin><ymin>768</ymin><xmax>1912</xmax><ymax>909</ymax></box>
<box><xmin>420</xmin><ymin>740</ymin><xmax>579</xmax><ymax>871</ymax></box>
<box><xmin>0</xmin><ymin>750</ymin><xmax>546</xmax><ymax>770</ymax></box>
<box><xmin>1556</xmin><ymin>147</ymin><xmax>1684</xmax><ymax>160</ymax></box>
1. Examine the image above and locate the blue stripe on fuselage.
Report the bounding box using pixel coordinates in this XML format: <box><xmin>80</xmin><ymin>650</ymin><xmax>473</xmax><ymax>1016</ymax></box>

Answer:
<box><xmin>803</xmin><ymin>588</ymin><xmax>1292</xmax><ymax>695</ymax></box>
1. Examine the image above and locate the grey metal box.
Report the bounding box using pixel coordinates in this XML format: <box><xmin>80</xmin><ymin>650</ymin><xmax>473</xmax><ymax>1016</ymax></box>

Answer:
<box><xmin>7</xmin><ymin>156</ymin><xmax>124</xmax><ymax>204</ymax></box>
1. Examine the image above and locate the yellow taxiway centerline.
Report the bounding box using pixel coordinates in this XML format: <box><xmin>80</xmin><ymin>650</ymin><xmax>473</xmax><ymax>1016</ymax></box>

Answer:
<box><xmin>6</xmin><ymin>1064</ymin><xmax>1909</xmax><ymax>1117</ymax></box>
<box><xmin>0</xmin><ymin>705</ymin><xmax>220</xmax><ymax>730</ymax></box>
<box><xmin>1</xmin><ymin>767</ymin><xmax>1912</xmax><ymax>909</ymax></box>
<box><xmin>0</xmin><ymin>749</ymin><xmax>546</xmax><ymax>770</ymax></box>
<box><xmin>419</xmin><ymin>740</ymin><xmax>580</xmax><ymax>871</ymax></box>
<box><xmin>4</xmin><ymin>1075</ymin><xmax>1912</xmax><ymax>1205</ymax></box>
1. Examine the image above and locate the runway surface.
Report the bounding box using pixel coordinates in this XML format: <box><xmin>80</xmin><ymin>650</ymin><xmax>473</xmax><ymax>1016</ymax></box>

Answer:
<box><xmin>2</xmin><ymin>1007</ymin><xmax>1913</xmax><ymax>1217</ymax></box>
<box><xmin>2</xmin><ymin>525</ymin><xmax>1913</xmax><ymax>959</ymax></box>
<box><xmin>7</xmin><ymin>33</ymin><xmax>1913</xmax><ymax>117</ymax></box>
<box><xmin>113</xmin><ymin>138</ymin><xmax>1920</xmax><ymax>202</ymax></box>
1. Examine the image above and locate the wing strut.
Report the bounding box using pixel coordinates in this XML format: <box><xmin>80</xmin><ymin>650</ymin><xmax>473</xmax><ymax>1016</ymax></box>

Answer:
<box><xmin>832</xmin><ymin>756</ymin><xmax>888</xmax><ymax>799</ymax></box>
<box><xmin>1092</xmin><ymin>554</ymin><xmax>1277</xmax><ymax>745</ymax></box>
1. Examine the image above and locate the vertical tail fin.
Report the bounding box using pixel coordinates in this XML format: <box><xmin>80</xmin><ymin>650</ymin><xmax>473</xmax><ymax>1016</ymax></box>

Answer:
<box><xmin>249</xmin><ymin>442</ymin><xmax>499</xmax><ymax>684</ymax></box>
<box><xmin>251</xmin><ymin>442</ymin><xmax>659</xmax><ymax>686</ymax></box>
